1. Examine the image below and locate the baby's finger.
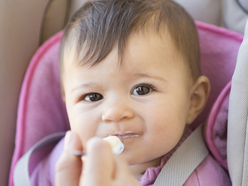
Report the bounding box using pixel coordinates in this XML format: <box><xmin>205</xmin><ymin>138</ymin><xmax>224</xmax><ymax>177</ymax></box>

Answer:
<box><xmin>82</xmin><ymin>138</ymin><xmax>114</xmax><ymax>186</ymax></box>
<box><xmin>55</xmin><ymin>131</ymin><xmax>83</xmax><ymax>186</ymax></box>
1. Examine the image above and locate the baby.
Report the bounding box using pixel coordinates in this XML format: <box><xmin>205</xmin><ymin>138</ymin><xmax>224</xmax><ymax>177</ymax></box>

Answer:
<box><xmin>31</xmin><ymin>0</ymin><xmax>231</xmax><ymax>185</ymax></box>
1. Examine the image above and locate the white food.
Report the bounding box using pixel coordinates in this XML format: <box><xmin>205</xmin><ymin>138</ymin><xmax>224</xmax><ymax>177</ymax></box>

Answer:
<box><xmin>103</xmin><ymin>136</ymin><xmax>124</xmax><ymax>154</ymax></box>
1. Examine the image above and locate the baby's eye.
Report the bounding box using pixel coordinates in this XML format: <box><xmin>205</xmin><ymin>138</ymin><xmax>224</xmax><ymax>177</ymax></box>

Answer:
<box><xmin>83</xmin><ymin>93</ymin><xmax>103</xmax><ymax>102</ymax></box>
<box><xmin>132</xmin><ymin>85</ymin><xmax>153</xmax><ymax>96</ymax></box>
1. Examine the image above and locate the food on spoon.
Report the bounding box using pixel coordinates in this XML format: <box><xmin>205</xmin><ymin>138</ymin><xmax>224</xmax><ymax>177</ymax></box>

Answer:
<box><xmin>103</xmin><ymin>136</ymin><xmax>124</xmax><ymax>154</ymax></box>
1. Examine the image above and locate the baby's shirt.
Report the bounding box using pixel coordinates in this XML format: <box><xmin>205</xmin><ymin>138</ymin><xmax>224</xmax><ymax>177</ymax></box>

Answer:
<box><xmin>30</xmin><ymin>130</ymin><xmax>231</xmax><ymax>186</ymax></box>
<box><xmin>138</xmin><ymin>154</ymin><xmax>231</xmax><ymax>186</ymax></box>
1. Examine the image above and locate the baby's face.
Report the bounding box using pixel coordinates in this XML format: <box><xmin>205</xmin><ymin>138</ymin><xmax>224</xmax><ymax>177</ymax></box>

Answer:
<box><xmin>63</xmin><ymin>30</ymin><xmax>194</xmax><ymax>168</ymax></box>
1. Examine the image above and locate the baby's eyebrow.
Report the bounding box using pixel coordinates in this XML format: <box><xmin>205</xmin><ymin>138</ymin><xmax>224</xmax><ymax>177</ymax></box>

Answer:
<box><xmin>71</xmin><ymin>82</ymin><xmax>102</xmax><ymax>92</ymax></box>
<box><xmin>133</xmin><ymin>73</ymin><xmax>167</xmax><ymax>82</ymax></box>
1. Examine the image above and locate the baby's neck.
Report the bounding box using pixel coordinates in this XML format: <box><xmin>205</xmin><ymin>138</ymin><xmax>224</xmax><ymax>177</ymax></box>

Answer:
<box><xmin>129</xmin><ymin>156</ymin><xmax>163</xmax><ymax>178</ymax></box>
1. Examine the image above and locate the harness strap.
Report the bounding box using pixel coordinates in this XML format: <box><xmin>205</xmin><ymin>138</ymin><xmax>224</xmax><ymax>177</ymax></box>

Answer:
<box><xmin>154</xmin><ymin>124</ymin><xmax>209</xmax><ymax>186</ymax></box>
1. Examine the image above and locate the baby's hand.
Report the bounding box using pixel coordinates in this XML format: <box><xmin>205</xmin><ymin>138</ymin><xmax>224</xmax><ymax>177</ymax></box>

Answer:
<box><xmin>55</xmin><ymin>131</ymin><xmax>140</xmax><ymax>186</ymax></box>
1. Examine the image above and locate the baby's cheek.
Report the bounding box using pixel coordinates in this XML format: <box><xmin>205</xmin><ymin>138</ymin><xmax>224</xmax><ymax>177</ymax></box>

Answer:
<box><xmin>70</xmin><ymin>125</ymin><xmax>96</xmax><ymax>149</ymax></box>
<box><xmin>77</xmin><ymin>132</ymin><xmax>95</xmax><ymax>150</ymax></box>
<box><xmin>153</xmin><ymin>124</ymin><xmax>183</xmax><ymax>150</ymax></box>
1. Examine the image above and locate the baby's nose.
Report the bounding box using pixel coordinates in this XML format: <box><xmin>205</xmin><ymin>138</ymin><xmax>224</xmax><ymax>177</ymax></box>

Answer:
<box><xmin>102</xmin><ymin>101</ymin><xmax>134</xmax><ymax>123</ymax></box>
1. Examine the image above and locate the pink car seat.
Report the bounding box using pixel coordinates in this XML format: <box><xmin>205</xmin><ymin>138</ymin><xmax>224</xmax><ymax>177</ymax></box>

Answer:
<box><xmin>9</xmin><ymin>21</ymin><xmax>243</xmax><ymax>185</ymax></box>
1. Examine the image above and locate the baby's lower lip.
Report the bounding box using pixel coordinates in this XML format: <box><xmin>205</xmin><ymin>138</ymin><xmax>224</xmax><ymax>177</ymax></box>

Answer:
<box><xmin>112</xmin><ymin>132</ymin><xmax>142</xmax><ymax>140</ymax></box>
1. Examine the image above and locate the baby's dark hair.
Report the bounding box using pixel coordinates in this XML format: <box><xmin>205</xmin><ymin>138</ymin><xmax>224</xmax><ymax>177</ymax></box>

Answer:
<box><xmin>60</xmin><ymin>0</ymin><xmax>201</xmax><ymax>80</ymax></box>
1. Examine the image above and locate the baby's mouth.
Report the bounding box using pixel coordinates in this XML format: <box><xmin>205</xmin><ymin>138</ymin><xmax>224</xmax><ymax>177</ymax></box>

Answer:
<box><xmin>109</xmin><ymin>131</ymin><xmax>142</xmax><ymax>140</ymax></box>
<box><xmin>102</xmin><ymin>132</ymin><xmax>142</xmax><ymax>154</ymax></box>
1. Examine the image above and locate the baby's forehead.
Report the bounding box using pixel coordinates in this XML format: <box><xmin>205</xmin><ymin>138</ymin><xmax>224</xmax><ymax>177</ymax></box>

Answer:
<box><xmin>63</xmin><ymin>31</ymin><xmax>186</xmax><ymax>78</ymax></box>
<box><xmin>64</xmin><ymin>27</ymin><xmax>178</xmax><ymax>67</ymax></box>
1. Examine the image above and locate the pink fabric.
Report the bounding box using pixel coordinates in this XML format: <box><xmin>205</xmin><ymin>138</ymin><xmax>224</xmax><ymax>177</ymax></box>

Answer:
<box><xmin>205</xmin><ymin>81</ymin><xmax>231</xmax><ymax>170</ymax></box>
<box><xmin>9</xmin><ymin>21</ymin><xmax>244</xmax><ymax>185</ymax></box>
<box><xmin>183</xmin><ymin>156</ymin><xmax>231</xmax><ymax>186</ymax></box>
<box><xmin>9</xmin><ymin>31</ymin><xmax>70</xmax><ymax>186</ymax></box>
<box><xmin>191</xmin><ymin>22</ymin><xmax>243</xmax><ymax>130</ymax></box>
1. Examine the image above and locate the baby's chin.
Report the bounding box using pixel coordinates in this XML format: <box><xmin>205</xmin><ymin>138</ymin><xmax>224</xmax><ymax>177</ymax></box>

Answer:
<box><xmin>128</xmin><ymin>155</ymin><xmax>164</xmax><ymax>178</ymax></box>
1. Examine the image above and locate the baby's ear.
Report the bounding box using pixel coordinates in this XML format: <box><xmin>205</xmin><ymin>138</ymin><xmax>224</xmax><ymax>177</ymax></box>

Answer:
<box><xmin>187</xmin><ymin>76</ymin><xmax>210</xmax><ymax>125</ymax></box>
